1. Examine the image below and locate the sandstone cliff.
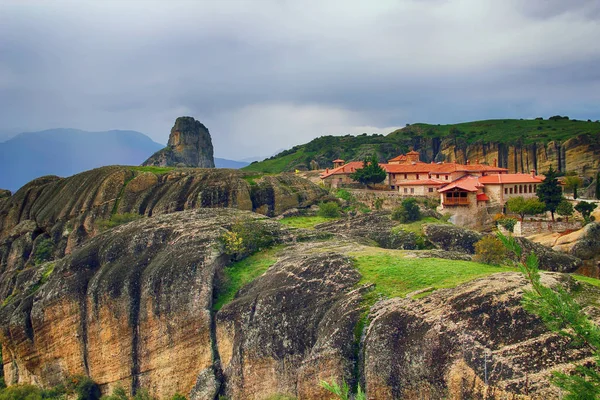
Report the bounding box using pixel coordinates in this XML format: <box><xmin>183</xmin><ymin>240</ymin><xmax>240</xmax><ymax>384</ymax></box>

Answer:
<box><xmin>143</xmin><ymin>117</ymin><xmax>215</xmax><ymax>168</ymax></box>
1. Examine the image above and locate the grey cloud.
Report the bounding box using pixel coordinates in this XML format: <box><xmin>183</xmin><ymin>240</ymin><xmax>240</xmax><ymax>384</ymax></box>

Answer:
<box><xmin>0</xmin><ymin>0</ymin><xmax>599</xmax><ymax>159</ymax></box>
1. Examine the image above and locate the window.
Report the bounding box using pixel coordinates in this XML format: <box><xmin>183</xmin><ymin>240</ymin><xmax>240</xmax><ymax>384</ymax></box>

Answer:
<box><xmin>436</xmin><ymin>174</ymin><xmax>440</xmax><ymax>178</ymax></box>
<box><xmin>404</xmin><ymin>174</ymin><xmax>407</xmax><ymax>179</ymax></box>
<box><xmin>504</xmin><ymin>188</ymin><xmax>508</xmax><ymax>194</ymax></box>
<box><xmin>416</xmin><ymin>174</ymin><xmax>420</xmax><ymax>179</ymax></box>
<box><xmin>510</xmin><ymin>188</ymin><xmax>513</xmax><ymax>194</ymax></box>
<box><xmin>529</xmin><ymin>184</ymin><xmax>532</xmax><ymax>193</ymax></box>
<box><xmin>428</xmin><ymin>188</ymin><xmax>434</xmax><ymax>192</ymax></box>
<box><xmin>410</xmin><ymin>188</ymin><xmax>414</xmax><ymax>194</ymax></box>
<box><xmin>404</xmin><ymin>188</ymin><xmax>408</xmax><ymax>193</ymax></box>
<box><xmin>445</xmin><ymin>175</ymin><xmax>449</xmax><ymax>180</ymax></box>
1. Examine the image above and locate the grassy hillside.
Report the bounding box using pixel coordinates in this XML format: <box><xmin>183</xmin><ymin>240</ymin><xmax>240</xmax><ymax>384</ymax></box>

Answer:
<box><xmin>243</xmin><ymin>117</ymin><xmax>600</xmax><ymax>174</ymax></box>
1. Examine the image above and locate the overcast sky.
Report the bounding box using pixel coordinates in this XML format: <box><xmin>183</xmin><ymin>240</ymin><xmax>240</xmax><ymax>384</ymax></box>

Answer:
<box><xmin>1</xmin><ymin>0</ymin><xmax>599</xmax><ymax>160</ymax></box>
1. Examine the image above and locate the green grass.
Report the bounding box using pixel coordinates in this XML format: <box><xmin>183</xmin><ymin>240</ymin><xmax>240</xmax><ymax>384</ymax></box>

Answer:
<box><xmin>351</xmin><ymin>248</ymin><xmax>513</xmax><ymax>299</ymax></box>
<box><xmin>213</xmin><ymin>247</ymin><xmax>282</xmax><ymax>311</ymax></box>
<box><xmin>242</xmin><ymin>149</ymin><xmax>308</xmax><ymax>173</ymax></box>
<box><xmin>392</xmin><ymin>216</ymin><xmax>445</xmax><ymax>234</ymax></box>
<box><xmin>278</xmin><ymin>216</ymin><xmax>337</xmax><ymax>229</ymax></box>
<box><xmin>573</xmin><ymin>274</ymin><xmax>600</xmax><ymax>288</ymax></box>
<box><xmin>97</xmin><ymin>213</ymin><xmax>144</xmax><ymax>231</ymax></box>
<box><xmin>129</xmin><ymin>166</ymin><xmax>175</xmax><ymax>174</ymax></box>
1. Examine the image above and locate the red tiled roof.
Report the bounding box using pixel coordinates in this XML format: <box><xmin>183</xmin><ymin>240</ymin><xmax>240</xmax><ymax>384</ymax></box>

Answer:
<box><xmin>397</xmin><ymin>179</ymin><xmax>445</xmax><ymax>186</ymax></box>
<box><xmin>407</xmin><ymin>150</ymin><xmax>420</xmax><ymax>155</ymax></box>
<box><xmin>388</xmin><ymin>155</ymin><xmax>407</xmax><ymax>162</ymax></box>
<box><xmin>320</xmin><ymin>161</ymin><xmax>369</xmax><ymax>178</ymax></box>
<box><xmin>477</xmin><ymin>193</ymin><xmax>490</xmax><ymax>201</ymax></box>
<box><xmin>332</xmin><ymin>159</ymin><xmax>345</xmax><ymax>163</ymax></box>
<box><xmin>478</xmin><ymin>174</ymin><xmax>544</xmax><ymax>184</ymax></box>
<box><xmin>438</xmin><ymin>175</ymin><xmax>483</xmax><ymax>193</ymax></box>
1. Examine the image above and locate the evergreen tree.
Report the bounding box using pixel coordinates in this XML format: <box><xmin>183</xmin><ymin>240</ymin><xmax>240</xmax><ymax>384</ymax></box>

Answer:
<box><xmin>556</xmin><ymin>200</ymin><xmax>574</xmax><ymax>222</ymax></box>
<box><xmin>536</xmin><ymin>166</ymin><xmax>563</xmax><ymax>221</ymax></box>
<box><xmin>498</xmin><ymin>232</ymin><xmax>600</xmax><ymax>399</ymax></box>
<box><xmin>349</xmin><ymin>154</ymin><xmax>387</xmax><ymax>187</ymax></box>
<box><xmin>575</xmin><ymin>201</ymin><xmax>597</xmax><ymax>224</ymax></box>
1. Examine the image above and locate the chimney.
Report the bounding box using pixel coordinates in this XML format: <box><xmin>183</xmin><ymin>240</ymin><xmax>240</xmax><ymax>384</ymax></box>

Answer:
<box><xmin>531</xmin><ymin>169</ymin><xmax>536</xmax><ymax>178</ymax></box>
<box><xmin>493</xmin><ymin>158</ymin><xmax>497</xmax><ymax>167</ymax></box>
<box><xmin>326</xmin><ymin>168</ymin><xmax>329</xmax><ymax>173</ymax></box>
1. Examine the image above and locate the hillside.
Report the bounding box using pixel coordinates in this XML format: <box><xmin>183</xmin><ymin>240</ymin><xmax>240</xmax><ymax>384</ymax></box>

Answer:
<box><xmin>243</xmin><ymin>117</ymin><xmax>600</xmax><ymax>176</ymax></box>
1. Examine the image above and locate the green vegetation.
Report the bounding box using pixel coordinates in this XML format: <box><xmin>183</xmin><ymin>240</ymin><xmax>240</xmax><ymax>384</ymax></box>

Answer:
<box><xmin>317</xmin><ymin>201</ymin><xmax>341</xmax><ymax>218</ymax></box>
<box><xmin>97</xmin><ymin>213</ymin><xmax>144</xmax><ymax>231</ymax></box>
<box><xmin>351</xmin><ymin>248</ymin><xmax>511</xmax><ymax>299</ymax></box>
<box><xmin>129</xmin><ymin>166</ymin><xmax>175</xmax><ymax>174</ymax></box>
<box><xmin>32</xmin><ymin>238</ymin><xmax>54</xmax><ymax>265</ymax></box>
<box><xmin>557</xmin><ymin>200</ymin><xmax>574</xmax><ymax>222</ymax></box>
<box><xmin>320</xmin><ymin>380</ymin><xmax>365</xmax><ymax>400</ymax></box>
<box><xmin>213</xmin><ymin>246</ymin><xmax>281</xmax><ymax>311</ymax></box>
<box><xmin>473</xmin><ymin>236</ymin><xmax>509</xmax><ymax>266</ymax></box>
<box><xmin>243</xmin><ymin>118</ymin><xmax>600</xmax><ymax>173</ymax></box>
<box><xmin>596</xmin><ymin>172</ymin><xmax>600</xmax><ymax>200</ymax></box>
<box><xmin>391</xmin><ymin>198</ymin><xmax>421</xmax><ymax>223</ymax></box>
<box><xmin>392</xmin><ymin>216</ymin><xmax>446</xmax><ymax>235</ymax></box>
<box><xmin>278</xmin><ymin>216</ymin><xmax>333</xmax><ymax>229</ymax></box>
<box><xmin>0</xmin><ymin>375</ymin><xmax>100</xmax><ymax>400</ymax></box>
<box><xmin>536</xmin><ymin>166</ymin><xmax>563</xmax><ymax>221</ymax></box>
<box><xmin>349</xmin><ymin>154</ymin><xmax>387</xmax><ymax>186</ymax></box>
<box><xmin>575</xmin><ymin>201</ymin><xmax>597</xmax><ymax>223</ymax></box>
<box><xmin>573</xmin><ymin>275</ymin><xmax>600</xmax><ymax>289</ymax></box>
<box><xmin>498</xmin><ymin>232</ymin><xmax>600</xmax><ymax>399</ymax></box>
<box><xmin>506</xmin><ymin>196</ymin><xmax>546</xmax><ymax>221</ymax></box>
<box><xmin>496</xmin><ymin>216</ymin><xmax>518</xmax><ymax>233</ymax></box>
<box><xmin>218</xmin><ymin>218</ymin><xmax>276</xmax><ymax>258</ymax></box>
<box><xmin>564</xmin><ymin>175</ymin><xmax>583</xmax><ymax>199</ymax></box>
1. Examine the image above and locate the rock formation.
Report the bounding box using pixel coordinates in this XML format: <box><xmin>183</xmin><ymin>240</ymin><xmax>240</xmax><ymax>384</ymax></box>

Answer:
<box><xmin>143</xmin><ymin>116</ymin><xmax>215</xmax><ymax>168</ymax></box>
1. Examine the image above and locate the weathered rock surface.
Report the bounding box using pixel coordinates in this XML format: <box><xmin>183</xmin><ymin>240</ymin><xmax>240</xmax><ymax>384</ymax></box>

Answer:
<box><xmin>363</xmin><ymin>273</ymin><xmax>596</xmax><ymax>400</ymax></box>
<box><xmin>514</xmin><ymin>237</ymin><xmax>582</xmax><ymax>273</ymax></box>
<box><xmin>0</xmin><ymin>167</ymin><xmax>327</xmax><ymax>285</ymax></box>
<box><xmin>0</xmin><ymin>209</ymin><xmax>289</xmax><ymax>398</ymax></box>
<box><xmin>423</xmin><ymin>223</ymin><xmax>483</xmax><ymax>253</ymax></box>
<box><xmin>216</xmin><ymin>252</ymin><xmax>365</xmax><ymax>399</ymax></box>
<box><xmin>0</xmin><ymin>189</ymin><xmax>10</xmax><ymax>199</ymax></box>
<box><xmin>143</xmin><ymin>117</ymin><xmax>215</xmax><ymax>168</ymax></box>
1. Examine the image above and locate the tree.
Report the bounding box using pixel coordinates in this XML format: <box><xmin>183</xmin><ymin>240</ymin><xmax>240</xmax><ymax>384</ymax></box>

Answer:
<box><xmin>536</xmin><ymin>166</ymin><xmax>563</xmax><ymax>221</ymax></box>
<box><xmin>497</xmin><ymin>232</ymin><xmax>600</xmax><ymax>399</ymax></box>
<box><xmin>391</xmin><ymin>198</ymin><xmax>421</xmax><ymax>223</ymax></box>
<box><xmin>473</xmin><ymin>236</ymin><xmax>508</xmax><ymax>266</ymax></box>
<box><xmin>556</xmin><ymin>200</ymin><xmax>574</xmax><ymax>222</ymax></box>
<box><xmin>349</xmin><ymin>154</ymin><xmax>387</xmax><ymax>187</ymax></box>
<box><xmin>575</xmin><ymin>201</ymin><xmax>598</xmax><ymax>223</ymax></box>
<box><xmin>506</xmin><ymin>196</ymin><xmax>546</xmax><ymax>221</ymax></box>
<box><xmin>564</xmin><ymin>175</ymin><xmax>583</xmax><ymax>199</ymax></box>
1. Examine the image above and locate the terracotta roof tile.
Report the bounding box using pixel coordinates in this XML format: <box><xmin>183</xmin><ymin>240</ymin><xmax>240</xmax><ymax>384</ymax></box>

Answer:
<box><xmin>438</xmin><ymin>175</ymin><xmax>483</xmax><ymax>193</ymax></box>
<box><xmin>477</xmin><ymin>193</ymin><xmax>490</xmax><ymax>201</ymax></box>
<box><xmin>397</xmin><ymin>179</ymin><xmax>446</xmax><ymax>186</ymax></box>
<box><xmin>478</xmin><ymin>174</ymin><xmax>544</xmax><ymax>184</ymax></box>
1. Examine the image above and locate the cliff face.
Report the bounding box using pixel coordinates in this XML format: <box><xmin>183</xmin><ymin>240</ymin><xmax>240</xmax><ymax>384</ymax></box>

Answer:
<box><xmin>143</xmin><ymin>117</ymin><xmax>215</xmax><ymax>168</ymax></box>
<box><xmin>409</xmin><ymin>134</ymin><xmax>600</xmax><ymax>176</ymax></box>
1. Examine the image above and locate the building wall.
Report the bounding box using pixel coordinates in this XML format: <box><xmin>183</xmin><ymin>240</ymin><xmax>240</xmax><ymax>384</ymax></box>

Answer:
<box><xmin>399</xmin><ymin>185</ymin><xmax>439</xmax><ymax>197</ymax></box>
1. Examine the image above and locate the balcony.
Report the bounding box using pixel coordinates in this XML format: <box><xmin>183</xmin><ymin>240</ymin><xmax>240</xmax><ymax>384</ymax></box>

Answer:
<box><xmin>443</xmin><ymin>197</ymin><xmax>470</xmax><ymax>206</ymax></box>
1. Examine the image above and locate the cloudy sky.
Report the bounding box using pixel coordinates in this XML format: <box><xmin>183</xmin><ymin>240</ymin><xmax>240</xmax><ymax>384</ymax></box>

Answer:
<box><xmin>1</xmin><ymin>0</ymin><xmax>599</xmax><ymax>160</ymax></box>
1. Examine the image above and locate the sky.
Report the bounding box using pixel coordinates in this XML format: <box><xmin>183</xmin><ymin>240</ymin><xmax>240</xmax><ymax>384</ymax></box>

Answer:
<box><xmin>1</xmin><ymin>0</ymin><xmax>599</xmax><ymax>160</ymax></box>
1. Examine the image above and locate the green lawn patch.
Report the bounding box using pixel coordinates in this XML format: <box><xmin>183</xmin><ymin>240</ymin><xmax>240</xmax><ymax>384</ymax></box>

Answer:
<box><xmin>351</xmin><ymin>248</ymin><xmax>512</xmax><ymax>299</ymax></box>
<box><xmin>573</xmin><ymin>274</ymin><xmax>600</xmax><ymax>288</ymax></box>
<box><xmin>213</xmin><ymin>247</ymin><xmax>282</xmax><ymax>311</ymax></box>
<box><xmin>242</xmin><ymin>149</ymin><xmax>308</xmax><ymax>173</ymax></box>
<box><xmin>278</xmin><ymin>216</ymin><xmax>336</xmax><ymax>229</ymax></box>
<box><xmin>129</xmin><ymin>166</ymin><xmax>175</xmax><ymax>174</ymax></box>
<box><xmin>392</xmin><ymin>216</ymin><xmax>445</xmax><ymax>234</ymax></box>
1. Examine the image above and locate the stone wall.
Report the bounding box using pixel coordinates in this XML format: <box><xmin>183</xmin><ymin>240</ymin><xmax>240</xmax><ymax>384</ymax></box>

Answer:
<box><xmin>498</xmin><ymin>220</ymin><xmax>583</xmax><ymax>237</ymax></box>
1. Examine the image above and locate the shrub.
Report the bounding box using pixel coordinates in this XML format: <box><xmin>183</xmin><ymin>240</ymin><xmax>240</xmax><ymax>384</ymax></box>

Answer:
<box><xmin>335</xmin><ymin>189</ymin><xmax>354</xmax><ymax>202</ymax></box>
<box><xmin>319</xmin><ymin>380</ymin><xmax>365</xmax><ymax>400</ymax></box>
<box><xmin>391</xmin><ymin>198</ymin><xmax>421</xmax><ymax>223</ymax></box>
<box><xmin>133</xmin><ymin>389</ymin><xmax>156</xmax><ymax>400</ymax></box>
<box><xmin>219</xmin><ymin>218</ymin><xmax>276</xmax><ymax>258</ymax></box>
<box><xmin>556</xmin><ymin>200</ymin><xmax>574</xmax><ymax>222</ymax></box>
<box><xmin>373</xmin><ymin>197</ymin><xmax>384</xmax><ymax>210</ymax></box>
<box><xmin>97</xmin><ymin>213</ymin><xmax>143</xmax><ymax>231</ymax></box>
<box><xmin>171</xmin><ymin>394</ymin><xmax>187</xmax><ymax>400</ymax></box>
<box><xmin>575</xmin><ymin>201</ymin><xmax>598</xmax><ymax>223</ymax></box>
<box><xmin>66</xmin><ymin>375</ymin><xmax>101</xmax><ymax>400</ymax></box>
<box><xmin>102</xmin><ymin>385</ymin><xmax>129</xmax><ymax>400</ymax></box>
<box><xmin>497</xmin><ymin>217</ymin><xmax>518</xmax><ymax>233</ymax></box>
<box><xmin>0</xmin><ymin>385</ymin><xmax>44</xmax><ymax>400</ymax></box>
<box><xmin>33</xmin><ymin>238</ymin><xmax>54</xmax><ymax>265</ymax></box>
<box><xmin>474</xmin><ymin>236</ymin><xmax>508</xmax><ymax>266</ymax></box>
<box><xmin>318</xmin><ymin>202</ymin><xmax>341</xmax><ymax>218</ymax></box>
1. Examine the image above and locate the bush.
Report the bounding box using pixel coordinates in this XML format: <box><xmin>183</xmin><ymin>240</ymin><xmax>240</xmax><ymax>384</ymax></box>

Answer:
<box><xmin>335</xmin><ymin>189</ymin><xmax>354</xmax><ymax>202</ymax></box>
<box><xmin>102</xmin><ymin>385</ymin><xmax>129</xmax><ymax>400</ymax></box>
<box><xmin>317</xmin><ymin>202</ymin><xmax>341</xmax><ymax>218</ymax></box>
<box><xmin>373</xmin><ymin>197</ymin><xmax>384</xmax><ymax>210</ymax></box>
<box><xmin>133</xmin><ymin>389</ymin><xmax>156</xmax><ymax>400</ymax></box>
<box><xmin>0</xmin><ymin>385</ymin><xmax>44</xmax><ymax>400</ymax></box>
<box><xmin>33</xmin><ymin>238</ymin><xmax>54</xmax><ymax>265</ymax></box>
<box><xmin>97</xmin><ymin>213</ymin><xmax>144</xmax><ymax>231</ymax></box>
<box><xmin>171</xmin><ymin>394</ymin><xmax>187</xmax><ymax>400</ymax></box>
<box><xmin>66</xmin><ymin>375</ymin><xmax>101</xmax><ymax>400</ymax></box>
<box><xmin>219</xmin><ymin>219</ymin><xmax>276</xmax><ymax>258</ymax></box>
<box><xmin>497</xmin><ymin>217</ymin><xmax>518</xmax><ymax>233</ymax></box>
<box><xmin>391</xmin><ymin>198</ymin><xmax>421</xmax><ymax>223</ymax></box>
<box><xmin>474</xmin><ymin>236</ymin><xmax>508</xmax><ymax>266</ymax></box>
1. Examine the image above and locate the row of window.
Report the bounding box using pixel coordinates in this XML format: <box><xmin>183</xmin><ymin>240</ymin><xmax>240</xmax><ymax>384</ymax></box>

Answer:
<box><xmin>402</xmin><ymin>187</ymin><xmax>436</xmax><ymax>193</ymax></box>
<box><xmin>505</xmin><ymin>184</ymin><xmax>537</xmax><ymax>195</ymax></box>
<box><xmin>395</xmin><ymin>174</ymin><xmax>450</xmax><ymax>181</ymax></box>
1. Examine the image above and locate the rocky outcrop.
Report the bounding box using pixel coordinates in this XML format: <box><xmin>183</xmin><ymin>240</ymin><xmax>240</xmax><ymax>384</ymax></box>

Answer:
<box><xmin>363</xmin><ymin>273</ymin><xmax>596</xmax><ymax>399</ymax></box>
<box><xmin>143</xmin><ymin>117</ymin><xmax>215</xmax><ymax>168</ymax></box>
<box><xmin>0</xmin><ymin>167</ymin><xmax>327</xmax><ymax>279</ymax></box>
<box><xmin>423</xmin><ymin>224</ymin><xmax>483</xmax><ymax>254</ymax></box>
<box><xmin>0</xmin><ymin>190</ymin><xmax>10</xmax><ymax>199</ymax></box>
<box><xmin>2</xmin><ymin>206</ymin><xmax>599</xmax><ymax>399</ymax></box>
<box><xmin>514</xmin><ymin>237</ymin><xmax>582</xmax><ymax>273</ymax></box>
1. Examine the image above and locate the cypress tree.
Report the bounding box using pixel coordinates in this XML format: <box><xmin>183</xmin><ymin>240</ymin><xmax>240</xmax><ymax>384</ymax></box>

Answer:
<box><xmin>536</xmin><ymin>166</ymin><xmax>563</xmax><ymax>221</ymax></box>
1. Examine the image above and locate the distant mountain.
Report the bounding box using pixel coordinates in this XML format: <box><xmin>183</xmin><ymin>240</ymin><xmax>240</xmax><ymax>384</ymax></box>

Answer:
<box><xmin>214</xmin><ymin>158</ymin><xmax>249</xmax><ymax>169</ymax></box>
<box><xmin>0</xmin><ymin>129</ymin><xmax>164</xmax><ymax>192</ymax></box>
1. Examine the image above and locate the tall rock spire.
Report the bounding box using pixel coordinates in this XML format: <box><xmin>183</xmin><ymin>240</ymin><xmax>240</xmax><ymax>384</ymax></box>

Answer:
<box><xmin>143</xmin><ymin>116</ymin><xmax>215</xmax><ymax>168</ymax></box>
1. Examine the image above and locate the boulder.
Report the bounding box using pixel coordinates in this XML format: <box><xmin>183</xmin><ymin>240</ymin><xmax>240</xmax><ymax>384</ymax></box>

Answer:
<box><xmin>143</xmin><ymin>116</ymin><xmax>215</xmax><ymax>168</ymax></box>
<box><xmin>422</xmin><ymin>223</ymin><xmax>483</xmax><ymax>254</ymax></box>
